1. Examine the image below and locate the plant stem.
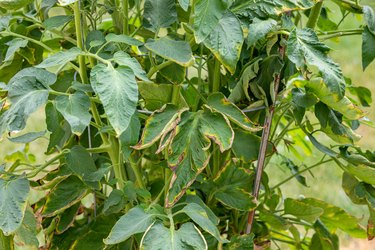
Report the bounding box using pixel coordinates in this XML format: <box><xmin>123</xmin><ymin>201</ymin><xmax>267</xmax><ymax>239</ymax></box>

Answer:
<box><xmin>320</xmin><ymin>30</ymin><xmax>363</xmax><ymax>40</ymax></box>
<box><xmin>306</xmin><ymin>1</ymin><xmax>323</xmax><ymax>29</ymax></box>
<box><xmin>271</xmin><ymin>159</ymin><xmax>333</xmax><ymax>190</ymax></box>
<box><xmin>122</xmin><ymin>0</ymin><xmax>129</xmax><ymax>35</ymax></box>
<box><xmin>73</xmin><ymin>1</ymin><xmax>89</xmax><ymax>84</ymax></box>
<box><xmin>108</xmin><ymin>136</ymin><xmax>126</xmax><ymax>189</ymax></box>
<box><xmin>0</xmin><ymin>230</ymin><xmax>13</xmax><ymax>250</ymax></box>
<box><xmin>27</xmin><ymin>149</ymin><xmax>70</xmax><ymax>178</ymax></box>
<box><xmin>212</xmin><ymin>59</ymin><xmax>221</xmax><ymax>93</ymax></box>
<box><xmin>129</xmin><ymin>155</ymin><xmax>145</xmax><ymax>188</ymax></box>
<box><xmin>246</xmin><ymin>62</ymin><xmax>284</xmax><ymax>233</ymax></box>
<box><xmin>147</xmin><ymin>61</ymin><xmax>174</xmax><ymax>79</ymax></box>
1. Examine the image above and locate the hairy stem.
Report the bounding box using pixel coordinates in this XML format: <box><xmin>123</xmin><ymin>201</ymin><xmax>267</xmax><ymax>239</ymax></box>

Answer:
<box><xmin>122</xmin><ymin>0</ymin><xmax>129</xmax><ymax>35</ymax></box>
<box><xmin>306</xmin><ymin>1</ymin><xmax>324</xmax><ymax>29</ymax></box>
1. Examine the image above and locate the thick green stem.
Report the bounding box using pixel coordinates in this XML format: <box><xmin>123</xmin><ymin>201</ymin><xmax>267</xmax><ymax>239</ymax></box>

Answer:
<box><xmin>129</xmin><ymin>155</ymin><xmax>145</xmax><ymax>189</ymax></box>
<box><xmin>306</xmin><ymin>1</ymin><xmax>323</xmax><ymax>29</ymax></box>
<box><xmin>211</xmin><ymin>59</ymin><xmax>221</xmax><ymax>93</ymax></box>
<box><xmin>0</xmin><ymin>230</ymin><xmax>13</xmax><ymax>250</ymax></box>
<box><xmin>171</xmin><ymin>84</ymin><xmax>181</xmax><ymax>104</ymax></box>
<box><xmin>73</xmin><ymin>2</ymin><xmax>89</xmax><ymax>84</ymax></box>
<box><xmin>27</xmin><ymin>149</ymin><xmax>70</xmax><ymax>178</ymax></box>
<box><xmin>147</xmin><ymin>61</ymin><xmax>174</xmax><ymax>79</ymax></box>
<box><xmin>122</xmin><ymin>0</ymin><xmax>129</xmax><ymax>35</ymax></box>
<box><xmin>108</xmin><ymin>136</ymin><xmax>126</xmax><ymax>189</ymax></box>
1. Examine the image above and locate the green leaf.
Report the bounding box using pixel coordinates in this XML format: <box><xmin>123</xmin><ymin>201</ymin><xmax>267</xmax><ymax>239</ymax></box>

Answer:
<box><xmin>287</xmin><ymin>29</ymin><xmax>345</xmax><ymax>99</ymax></box>
<box><xmin>224</xmin><ymin>234</ymin><xmax>254</xmax><ymax>250</ymax></box>
<box><xmin>66</xmin><ymin>145</ymin><xmax>106</xmax><ymax>189</ymax></box>
<box><xmin>159</xmin><ymin>62</ymin><xmax>186</xmax><ymax>84</ymax></box>
<box><xmin>232</xmin><ymin>128</ymin><xmax>274</xmax><ymax>163</ymax></box>
<box><xmin>56</xmin><ymin>203</ymin><xmax>80</xmax><ymax>234</ymax></box>
<box><xmin>1</xmin><ymin>68</ymin><xmax>56</xmax><ymax>134</ymax></box>
<box><xmin>120</xmin><ymin>114</ymin><xmax>141</xmax><ymax>160</ymax></box>
<box><xmin>363</xmin><ymin>5</ymin><xmax>375</xmax><ymax>34</ymax></box>
<box><xmin>347</xmin><ymin>86</ymin><xmax>372</xmax><ymax>107</ymax></box>
<box><xmin>291</xmin><ymin>78</ymin><xmax>363</xmax><ymax>120</ymax></box>
<box><xmin>13</xmin><ymin>207</ymin><xmax>39</xmax><ymax>250</ymax></box>
<box><xmin>138</xmin><ymin>82</ymin><xmax>188</xmax><ymax>110</ymax></box>
<box><xmin>165</xmin><ymin>108</ymin><xmax>234</xmax><ymax>207</ymax></box>
<box><xmin>113</xmin><ymin>51</ymin><xmax>149</xmax><ymax>81</ymax></box>
<box><xmin>103</xmin><ymin>189</ymin><xmax>127</xmax><ymax>216</ymax></box>
<box><xmin>36</xmin><ymin>47</ymin><xmax>81</xmax><ymax>68</ymax></box>
<box><xmin>43</xmin><ymin>15</ymin><xmax>73</xmax><ymax>30</ymax></box>
<box><xmin>90</xmin><ymin>64</ymin><xmax>138</xmax><ymax>136</ymax></box>
<box><xmin>143</xmin><ymin>0</ymin><xmax>177</xmax><ymax>32</ymax></box>
<box><xmin>55</xmin><ymin>91</ymin><xmax>91</xmax><ymax>136</ymax></box>
<box><xmin>105</xmin><ymin>33</ymin><xmax>143</xmax><ymax>46</ymax></box>
<box><xmin>302</xmin><ymin>198</ymin><xmax>366</xmax><ymax>238</ymax></box>
<box><xmin>310</xmin><ymin>220</ymin><xmax>339</xmax><ymax>250</ymax></box>
<box><xmin>207</xmin><ymin>93</ymin><xmax>259</xmax><ymax>131</ymax></box>
<box><xmin>362</xmin><ymin>26</ymin><xmax>375</xmax><ymax>71</ymax></box>
<box><xmin>0</xmin><ymin>177</ymin><xmax>30</xmax><ymax>235</ymax></box>
<box><xmin>145</xmin><ymin>37</ymin><xmax>194</xmax><ymax>67</ymax></box>
<box><xmin>340</xmin><ymin>164</ymin><xmax>375</xmax><ymax>185</ymax></box>
<box><xmin>140</xmin><ymin>222</ymin><xmax>207</xmax><ymax>250</ymax></box>
<box><xmin>182</xmin><ymin>203</ymin><xmax>226</xmax><ymax>242</ymax></box>
<box><xmin>203</xmin><ymin>11</ymin><xmax>243</xmax><ymax>73</ymax></box>
<box><xmin>4</xmin><ymin>38</ymin><xmax>28</xmax><ymax>62</ymax></box>
<box><xmin>284</xmin><ymin>198</ymin><xmax>324</xmax><ymax>223</ymax></box>
<box><xmin>8</xmin><ymin>131</ymin><xmax>46</xmax><ymax>143</ymax></box>
<box><xmin>247</xmin><ymin>18</ymin><xmax>277</xmax><ymax>47</ymax></box>
<box><xmin>42</xmin><ymin>175</ymin><xmax>88</xmax><ymax>217</ymax></box>
<box><xmin>292</xmin><ymin>88</ymin><xmax>319</xmax><ymax>108</ymax></box>
<box><xmin>178</xmin><ymin>0</ymin><xmax>189</xmax><ymax>11</ymax></box>
<box><xmin>133</xmin><ymin>105</ymin><xmax>187</xmax><ymax>149</ymax></box>
<box><xmin>193</xmin><ymin>0</ymin><xmax>227</xmax><ymax>43</ymax></box>
<box><xmin>104</xmin><ymin>206</ymin><xmax>154</xmax><ymax>245</ymax></box>
<box><xmin>213</xmin><ymin>161</ymin><xmax>257</xmax><ymax>211</ymax></box>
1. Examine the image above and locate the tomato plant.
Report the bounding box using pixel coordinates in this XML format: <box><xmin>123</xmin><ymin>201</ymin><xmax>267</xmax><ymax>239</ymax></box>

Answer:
<box><xmin>0</xmin><ymin>0</ymin><xmax>375</xmax><ymax>249</ymax></box>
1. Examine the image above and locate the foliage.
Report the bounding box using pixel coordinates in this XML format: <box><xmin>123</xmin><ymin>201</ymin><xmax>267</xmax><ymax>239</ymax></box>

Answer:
<box><xmin>0</xmin><ymin>0</ymin><xmax>375</xmax><ymax>249</ymax></box>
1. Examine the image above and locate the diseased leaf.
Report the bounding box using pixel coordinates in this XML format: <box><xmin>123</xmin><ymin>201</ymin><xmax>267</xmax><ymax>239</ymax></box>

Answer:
<box><xmin>224</xmin><ymin>234</ymin><xmax>254</xmax><ymax>250</ymax></box>
<box><xmin>0</xmin><ymin>177</ymin><xmax>30</xmax><ymax>235</ymax></box>
<box><xmin>36</xmin><ymin>47</ymin><xmax>81</xmax><ymax>68</ymax></box>
<box><xmin>90</xmin><ymin>64</ymin><xmax>138</xmax><ymax>136</ymax></box>
<box><xmin>165</xmin><ymin>108</ymin><xmax>234</xmax><ymax>207</ymax></box>
<box><xmin>287</xmin><ymin>29</ymin><xmax>345</xmax><ymax>99</ymax></box>
<box><xmin>291</xmin><ymin>78</ymin><xmax>364</xmax><ymax>120</ymax></box>
<box><xmin>55</xmin><ymin>91</ymin><xmax>91</xmax><ymax>136</ymax></box>
<box><xmin>247</xmin><ymin>18</ymin><xmax>277</xmax><ymax>46</ymax></box>
<box><xmin>133</xmin><ymin>105</ymin><xmax>187</xmax><ymax>149</ymax></box>
<box><xmin>203</xmin><ymin>11</ymin><xmax>243</xmax><ymax>73</ymax></box>
<box><xmin>143</xmin><ymin>0</ymin><xmax>177</xmax><ymax>32</ymax></box>
<box><xmin>140</xmin><ymin>222</ymin><xmax>207</xmax><ymax>250</ymax></box>
<box><xmin>193</xmin><ymin>0</ymin><xmax>227</xmax><ymax>43</ymax></box>
<box><xmin>42</xmin><ymin>175</ymin><xmax>88</xmax><ymax>217</ymax></box>
<box><xmin>105</xmin><ymin>33</ymin><xmax>143</xmax><ymax>46</ymax></box>
<box><xmin>207</xmin><ymin>93</ymin><xmax>259</xmax><ymax>131</ymax></box>
<box><xmin>56</xmin><ymin>203</ymin><xmax>80</xmax><ymax>234</ymax></box>
<box><xmin>362</xmin><ymin>26</ymin><xmax>375</xmax><ymax>71</ymax></box>
<box><xmin>182</xmin><ymin>203</ymin><xmax>226</xmax><ymax>242</ymax></box>
<box><xmin>13</xmin><ymin>207</ymin><xmax>39</xmax><ymax>250</ymax></box>
<box><xmin>145</xmin><ymin>37</ymin><xmax>194</xmax><ymax>67</ymax></box>
<box><xmin>104</xmin><ymin>206</ymin><xmax>154</xmax><ymax>245</ymax></box>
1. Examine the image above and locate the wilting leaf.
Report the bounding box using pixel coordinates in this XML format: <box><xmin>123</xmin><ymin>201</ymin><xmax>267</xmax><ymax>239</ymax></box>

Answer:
<box><xmin>36</xmin><ymin>47</ymin><xmax>81</xmax><ymax>68</ymax></box>
<box><xmin>0</xmin><ymin>177</ymin><xmax>30</xmax><ymax>235</ymax></box>
<box><xmin>203</xmin><ymin>11</ymin><xmax>244</xmax><ymax>73</ymax></box>
<box><xmin>207</xmin><ymin>93</ymin><xmax>259</xmax><ymax>131</ymax></box>
<box><xmin>104</xmin><ymin>206</ymin><xmax>154</xmax><ymax>245</ymax></box>
<box><xmin>213</xmin><ymin>161</ymin><xmax>257</xmax><ymax>211</ymax></box>
<box><xmin>0</xmin><ymin>68</ymin><xmax>56</xmax><ymax>134</ymax></box>
<box><xmin>90</xmin><ymin>64</ymin><xmax>138</xmax><ymax>135</ymax></box>
<box><xmin>56</xmin><ymin>203</ymin><xmax>80</xmax><ymax>234</ymax></box>
<box><xmin>248</xmin><ymin>18</ymin><xmax>277</xmax><ymax>46</ymax></box>
<box><xmin>55</xmin><ymin>91</ymin><xmax>91</xmax><ymax>136</ymax></box>
<box><xmin>13</xmin><ymin>207</ymin><xmax>39</xmax><ymax>250</ymax></box>
<box><xmin>182</xmin><ymin>203</ymin><xmax>226</xmax><ymax>242</ymax></box>
<box><xmin>4</xmin><ymin>38</ymin><xmax>28</xmax><ymax>62</ymax></box>
<box><xmin>145</xmin><ymin>37</ymin><xmax>194</xmax><ymax>67</ymax></box>
<box><xmin>140</xmin><ymin>222</ymin><xmax>207</xmax><ymax>250</ymax></box>
<box><xmin>42</xmin><ymin>175</ymin><xmax>88</xmax><ymax>217</ymax></box>
<box><xmin>288</xmin><ymin>29</ymin><xmax>345</xmax><ymax>99</ymax></box>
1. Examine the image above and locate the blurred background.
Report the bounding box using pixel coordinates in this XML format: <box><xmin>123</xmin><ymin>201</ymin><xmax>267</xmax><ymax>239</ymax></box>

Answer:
<box><xmin>1</xmin><ymin>1</ymin><xmax>375</xmax><ymax>249</ymax></box>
